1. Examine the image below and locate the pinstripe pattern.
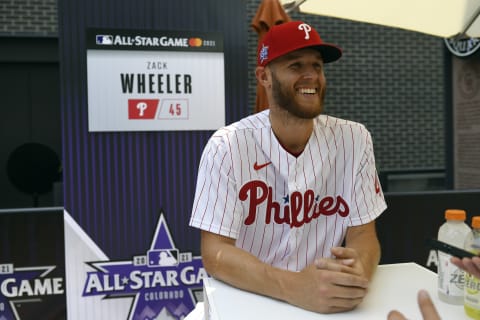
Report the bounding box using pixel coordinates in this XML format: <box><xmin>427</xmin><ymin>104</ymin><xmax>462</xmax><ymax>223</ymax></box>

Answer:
<box><xmin>190</xmin><ymin>110</ymin><xmax>387</xmax><ymax>271</ymax></box>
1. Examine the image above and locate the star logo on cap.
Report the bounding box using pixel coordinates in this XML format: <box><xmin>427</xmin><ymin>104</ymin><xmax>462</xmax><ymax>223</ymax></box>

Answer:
<box><xmin>259</xmin><ymin>44</ymin><xmax>269</xmax><ymax>64</ymax></box>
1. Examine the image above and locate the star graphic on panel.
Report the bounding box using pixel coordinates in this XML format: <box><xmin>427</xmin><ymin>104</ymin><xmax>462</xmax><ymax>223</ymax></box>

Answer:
<box><xmin>82</xmin><ymin>211</ymin><xmax>206</xmax><ymax>320</ymax></box>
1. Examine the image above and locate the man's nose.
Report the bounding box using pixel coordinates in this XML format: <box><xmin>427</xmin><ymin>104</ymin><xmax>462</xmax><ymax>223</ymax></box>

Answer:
<box><xmin>301</xmin><ymin>67</ymin><xmax>319</xmax><ymax>79</ymax></box>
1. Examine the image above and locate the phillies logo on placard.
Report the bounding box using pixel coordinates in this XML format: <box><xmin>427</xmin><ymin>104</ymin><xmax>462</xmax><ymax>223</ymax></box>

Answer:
<box><xmin>128</xmin><ymin>99</ymin><xmax>159</xmax><ymax>119</ymax></box>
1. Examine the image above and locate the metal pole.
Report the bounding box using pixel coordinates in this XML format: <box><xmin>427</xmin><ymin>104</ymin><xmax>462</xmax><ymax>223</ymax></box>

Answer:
<box><xmin>282</xmin><ymin>0</ymin><xmax>307</xmax><ymax>13</ymax></box>
<box><xmin>459</xmin><ymin>5</ymin><xmax>480</xmax><ymax>37</ymax></box>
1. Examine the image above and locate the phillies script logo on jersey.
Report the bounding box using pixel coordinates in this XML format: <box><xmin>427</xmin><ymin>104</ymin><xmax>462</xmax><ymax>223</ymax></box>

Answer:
<box><xmin>239</xmin><ymin>180</ymin><xmax>349</xmax><ymax>228</ymax></box>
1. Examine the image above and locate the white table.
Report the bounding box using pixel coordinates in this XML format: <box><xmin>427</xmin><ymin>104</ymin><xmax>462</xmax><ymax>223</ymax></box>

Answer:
<box><xmin>187</xmin><ymin>262</ymin><xmax>468</xmax><ymax>320</ymax></box>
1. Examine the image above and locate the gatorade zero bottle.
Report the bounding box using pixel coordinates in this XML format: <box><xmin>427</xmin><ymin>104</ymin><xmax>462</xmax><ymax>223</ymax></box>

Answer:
<box><xmin>464</xmin><ymin>216</ymin><xmax>480</xmax><ymax>319</ymax></box>
<box><xmin>438</xmin><ymin>209</ymin><xmax>471</xmax><ymax>304</ymax></box>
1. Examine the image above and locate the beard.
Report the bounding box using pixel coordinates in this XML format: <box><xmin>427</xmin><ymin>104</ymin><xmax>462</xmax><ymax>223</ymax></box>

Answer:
<box><xmin>271</xmin><ymin>71</ymin><xmax>325</xmax><ymax>119</ymax></box>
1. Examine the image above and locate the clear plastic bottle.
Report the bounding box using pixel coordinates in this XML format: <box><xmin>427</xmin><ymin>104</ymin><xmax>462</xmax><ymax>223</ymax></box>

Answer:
<box><xmin>465</xmin><ymin>216</ymin><xmax>480</xmax><ymax>319</ymax></box>
<box><xmin>438</xmin><ymin>209</ymin><xmax>471</xmax><ymax>304</ymax></box>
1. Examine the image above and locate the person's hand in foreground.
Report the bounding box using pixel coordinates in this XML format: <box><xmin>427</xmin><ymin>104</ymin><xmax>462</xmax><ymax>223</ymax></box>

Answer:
<box><xmin>387</xmin><ymin>290</ymin><xmax>440</xmax><ymax>320</ymax></box>
<box><xmin>451</xmin><ymin>256</ymin><xmax>480</xmax><ymax>279</ymax></box>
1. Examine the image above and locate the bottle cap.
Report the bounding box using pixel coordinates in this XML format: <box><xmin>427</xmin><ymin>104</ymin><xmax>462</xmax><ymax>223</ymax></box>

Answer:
<box><xmin>472</xmin><ymin>216</ymin><xmax>480</xmax><ymax>229</ymax></box>
<box><xmin>445</xmin><ymin>209</ymin><xmax>466</xmax><ymax>221</ymax></box>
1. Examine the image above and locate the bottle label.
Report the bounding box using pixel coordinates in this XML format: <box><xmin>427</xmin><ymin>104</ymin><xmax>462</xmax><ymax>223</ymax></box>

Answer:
<box><xmin>465</xmin><ymin>272</ymin><xmax>480</xmax><ymax>316</ymax></box>
<box><xmin>438</xmin><ymin>251</ymin><xmax>465</xmax><ymax>297</ymax></box>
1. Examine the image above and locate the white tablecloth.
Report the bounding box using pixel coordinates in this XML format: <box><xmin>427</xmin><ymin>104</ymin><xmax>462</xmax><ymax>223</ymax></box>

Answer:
<box><xmin>187</xmin><ymin>263</ymin><xmax>468</xmax><ymax>320</ymax></box>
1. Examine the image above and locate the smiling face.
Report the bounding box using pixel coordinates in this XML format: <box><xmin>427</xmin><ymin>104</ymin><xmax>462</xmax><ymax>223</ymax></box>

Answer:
<box><xmin>265</xmin><ymin>47</ymin><xmax>326</xmax><ymax>119</ymax></box>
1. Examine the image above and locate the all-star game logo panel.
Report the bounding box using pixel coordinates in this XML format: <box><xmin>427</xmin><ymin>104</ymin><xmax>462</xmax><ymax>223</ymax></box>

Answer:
<box><xmin>88</xmin><ymin>29</ymin><xmax>222</xmax><ymax>52</ymax></box>
<box><xmin>86</xmin><ymin>28</ymin><xmax>225</xmax><ymax>132</ymax></box>
<box><xmin>0</xmin><ymin>208</ymin><xmax>67</xmax><ymax>320</ymax></box>
<box><xmin>81</xmin><ymin>212</ymin><xmax>206</xmax><ymax>320</ymax></box>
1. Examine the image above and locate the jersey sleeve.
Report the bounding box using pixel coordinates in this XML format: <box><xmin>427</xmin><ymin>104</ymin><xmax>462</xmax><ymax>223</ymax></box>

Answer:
<box><xmin>189</xmin><ymin>133</ymin><xmax>243</xmax><ymax>239</ymax></box>
<box><xmin>349</xmin><ymin>129</ymin><xmax>387</xmax><ymax>226</ymax></box>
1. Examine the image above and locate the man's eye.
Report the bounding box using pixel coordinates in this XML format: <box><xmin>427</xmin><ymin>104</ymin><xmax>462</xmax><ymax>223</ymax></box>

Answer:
<box><xmin>289</xmin><ymin>63</ymin><xmax>301</xmax><ymax>69</ymax></box>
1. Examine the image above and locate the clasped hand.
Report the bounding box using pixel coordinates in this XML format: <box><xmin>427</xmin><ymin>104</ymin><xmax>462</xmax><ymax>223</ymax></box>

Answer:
<box><xmin>285</xmin><ymin>247</ymin><xmax>370</xmax><ymax>313</ymax></box>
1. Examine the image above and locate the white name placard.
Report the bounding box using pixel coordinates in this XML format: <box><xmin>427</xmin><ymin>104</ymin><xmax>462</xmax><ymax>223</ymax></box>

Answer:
<box><xmin>86</xmin><ymin>29</ymin><xmax>225</xmax><ymax>132</ymax></box>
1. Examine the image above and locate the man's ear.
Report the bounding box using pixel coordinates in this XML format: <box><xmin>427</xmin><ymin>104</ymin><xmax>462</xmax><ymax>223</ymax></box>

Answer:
<box><xmin>255</xmin><ymin>66</ymin><xmax>270</xmax><ymax>88</ymax></box>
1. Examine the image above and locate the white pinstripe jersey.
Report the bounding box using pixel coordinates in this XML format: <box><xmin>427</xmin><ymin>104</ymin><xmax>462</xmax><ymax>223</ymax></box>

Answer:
<box><xmin>189</xmin><ymin>110</ymin><xmax>387</xmax><ymax>271</ymax></box>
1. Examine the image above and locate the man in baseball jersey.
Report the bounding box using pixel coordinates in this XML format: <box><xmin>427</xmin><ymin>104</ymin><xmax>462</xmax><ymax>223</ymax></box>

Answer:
<box><xmin>189</xmin><ymin>20</ymin><xmax>387</xmax><ymax>314</ymax></box>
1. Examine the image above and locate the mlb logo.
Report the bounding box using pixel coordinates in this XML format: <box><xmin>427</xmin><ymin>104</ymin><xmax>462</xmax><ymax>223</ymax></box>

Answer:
<box><xmin>96</xmin><ymin>35</ymin><xmax>113</xmax><ymax>45</ymax></box>
<box><xmin>147</xmin><ymin>249</ymin><xmax>179</xmax><ymax>267</ymax></box>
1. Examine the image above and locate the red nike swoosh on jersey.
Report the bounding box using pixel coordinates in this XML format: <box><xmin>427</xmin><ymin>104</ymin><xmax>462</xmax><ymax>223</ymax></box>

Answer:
<box><xmin>253</xmin><ymin>161</ymin><xmax>272</xmax><ymax>170</ymax></box>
